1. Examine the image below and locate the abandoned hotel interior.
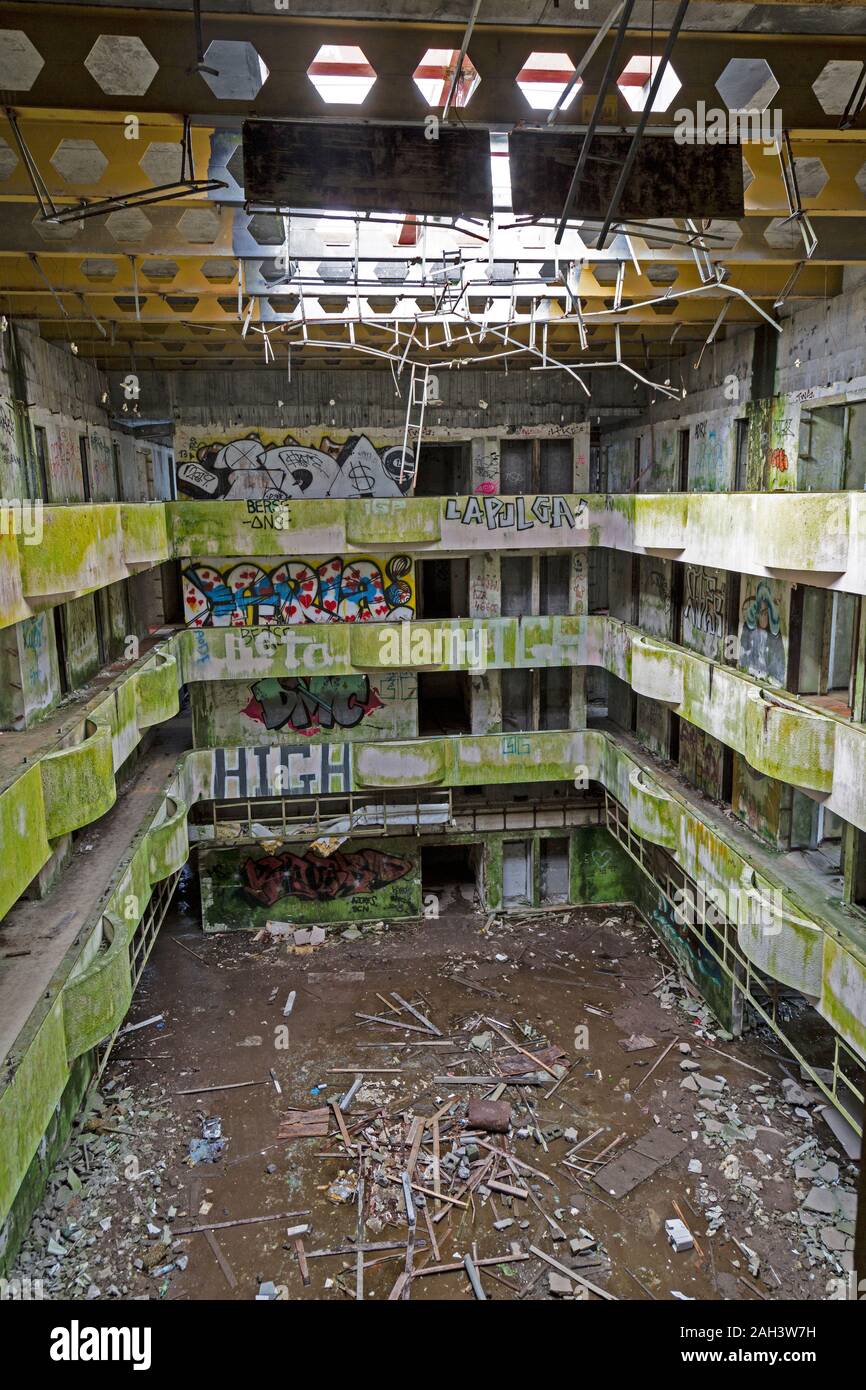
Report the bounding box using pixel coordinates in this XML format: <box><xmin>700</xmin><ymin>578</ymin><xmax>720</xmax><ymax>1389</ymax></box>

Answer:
<box><xmin>2</xmin><ymin>0</ymin><xmax>866</xmax><ymax>1329</ymax></box>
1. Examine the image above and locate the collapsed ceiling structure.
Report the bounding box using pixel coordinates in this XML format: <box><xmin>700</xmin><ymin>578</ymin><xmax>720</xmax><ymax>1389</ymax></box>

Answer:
<box><xmin>0</xmin><ymin>0</ymin><xmax>863</xmax><ymax>400</ymax></box>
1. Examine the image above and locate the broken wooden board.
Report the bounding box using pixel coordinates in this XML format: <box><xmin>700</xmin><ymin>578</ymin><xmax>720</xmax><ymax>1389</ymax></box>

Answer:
<box><xmin>593</xmin><ymin>1126</ymin><xmax>687</xmax><ymax>1198</ymax></box>
<box><xmin>243</xmin><ymin>120</ymin><xmax>493</xmax><ymax>217</ymax></box>
<box><xmin>509</xmin><ymin>131</ymin><xmax>744</xmax><ymax>221</ymax></box>
<box><xmin>278</xmin><ymin>1107</ymin><xmax>330</xmax><ymax>1140</ymax></box>
<box><xmin>497</xmin><ymin>1044</ymin><xmax>568</xmax><ymax>1076</ymax></box>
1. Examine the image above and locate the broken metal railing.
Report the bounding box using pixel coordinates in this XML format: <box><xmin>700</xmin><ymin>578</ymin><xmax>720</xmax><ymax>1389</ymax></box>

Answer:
<box><xmin>5</xmin><ymin>109</ymin><xmax>227</xmax><ymax>226</ymax></box>
<box><xmin>91</xmin><ymin>868</ymin><xmax>182</xmax><ymax>1085</ymax></box>
<box><xmin>192</xmin><ymin>790</ymin><xmax>606</xmax><ymax>844</ymax></box>
<box><xmin>603</xmin><ymin>789</ymin><xmax>864</xmax><ymax>1138</ymax></box>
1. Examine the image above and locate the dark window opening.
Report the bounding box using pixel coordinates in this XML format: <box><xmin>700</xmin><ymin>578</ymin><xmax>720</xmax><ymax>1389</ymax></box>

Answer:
<box><xmin>734</xmin><ymin>418</ymin><xmax>749</xmax><ymax>491</ymax></box>
<box><xmin>502</xmin><ymin>668</ymin><xmax>532</xmax><ymax>732</ymax></box>
<box><xmin>34</xmin><ymin>425</ymin><xmax>49</xmax><ymax>500</ymax></box>
<box><xmin>53</xmin><ymin>607</ymin><xmax>69</xmax><ymax>696</ymax></box>
<box><xmin>421</xmin><ymin>844</ymin><xmax>476</xmax><ymax>902</ymax></box>
<box><xmin>539</xmin><ymin>668</ymin><xmax>569</xmax><ymax>730</ymax></box>
<box><xmin>677</xmin><ymin>427</ymin><xmax>690</xmax><ymax>492</ymax></box>
<box><xmin>418</xmin><ymin>671</ymin><xmax>471</xmax><ymax>735</ymax></box>
<box><xmin>418</xmin><ymin>558</ymin><xmax>468</xmax><ymax>620</ymax></box>
<box><xmin>79</xmin><ymin>435</ymin><xmax>91</xmax><ymax>501</ymax></box>
<box><xmin>539</xmin><ymin>553</ymin><xmax>570</xmax><ymax>615</ymax></box>
<box><xmin>540</xmin><ymin>439</ymin><xmax>573</xmax><ymax>492</ymax></box>
<box><xmin>501</xmin><ymin>556</ymin><xmax>533</xmax><ymax>617</ymax></box>
<box><xmin>500</xmin><ymin>440</ymin><xmax>532</xmax><ymax>494</ymax></box>
<box><xmin>540</xmin><ymin>837</ymin><xmax>569</xmax><ymax>904</ymax></box>
<box><xmin>412</xmin><ymin>442</ymin><xmax>469</xmax><ymax>497</ymax></box>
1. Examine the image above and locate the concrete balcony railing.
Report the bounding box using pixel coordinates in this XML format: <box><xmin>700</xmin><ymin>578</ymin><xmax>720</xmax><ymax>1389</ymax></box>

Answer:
<box><xmin>734</xmin><ymin>868</ymin><xmax>825</xmax><ymax>1001</ymax></box>
<box><xmin>633</xmin><ymin>493</ymin><xmax>688</xmax><ymax>555</ymax></box>
<box><xmin>743</xmin><ymin>689</ymin><xmax>837</xmax><ymax>795</ymax></box>
<box><xmin>176</xmin><ymin>616</ymin><xmax>850</xmax><ymax>820</ymax></box>
<box><xmin>3</xmin><ymin>504</ymin><xmax>172</xmax><ymax>630</ymax></box>
<box><xmin>39</xmin><ymin>720</ymin><xmax>116</xmax><ymax>840</ymax></box>
<box><xmin>630</xmin><ymin>634</ymin><xmax>685</xmax><ymax>705</ymax></box>
<box><xmin>627</xmin><ymin>767</ymin><xmax>681</xmax><ymax>850</ymax></box>
<box><xmin>7</xmin><ymin>493</ymin><xmax>866</xmax><ymax>640</ymax></box>
<box><xmin>63</xmin><ymin>914</ymin><xmax>132</xmax><ymax>1062</ymax></box>
<box><xmin>345</xmin><ymin>497</ymin><xmax>440</xmax><ymax>546</ymax></box>
<box><xmin>147</xmin><ymin>796</ymin><xmax>189</xmax><ymax>882</ymax></box>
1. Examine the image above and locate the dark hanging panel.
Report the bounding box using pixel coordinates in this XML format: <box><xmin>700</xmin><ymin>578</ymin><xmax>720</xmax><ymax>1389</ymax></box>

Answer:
<box><xmin>243</xmin><ymin>120</ymin><xmax>494</xmax><ymax>217</ymax></box>
<box><xmin>509</xmin><ymin>131</ymin><xmax>745</xmax><ymax>220</ymax></box>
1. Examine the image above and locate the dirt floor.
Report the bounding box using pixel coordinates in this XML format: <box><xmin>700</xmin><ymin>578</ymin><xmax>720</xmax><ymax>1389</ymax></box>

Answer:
<box><xmin>12</xmin><ymin>874</ymin><xmax>860</xmax><ymax>1302</ymax></box>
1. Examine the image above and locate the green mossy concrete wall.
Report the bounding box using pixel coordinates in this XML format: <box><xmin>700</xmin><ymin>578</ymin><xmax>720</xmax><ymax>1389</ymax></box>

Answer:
<box><xmin>199</xmin><ymin>839</ymin><xmax>422</xmax><ymax>933</ymax></box>
<box><xmin>0</xmin><ymin>1052</ymin><xmax>92</xmax><ymax>1279</ymax></box>
<box><xmin>189</xmin><ymin>672</ymin><xmax>418</xmax><ymax>749</ymax></box>
<box><xmin>569</xmin><ymin>825</ymin><xmax>645</xmax><ymax>904</ymax></box>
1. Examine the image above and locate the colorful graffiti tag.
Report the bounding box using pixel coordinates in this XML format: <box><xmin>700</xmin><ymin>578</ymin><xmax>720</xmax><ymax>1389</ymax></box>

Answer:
<box><xmin>738</xmin><ymin>580</ymin><xmax>786</xmax><ymax>686</ymax></box>
<box><xmin>183</xmin><ymin>555</ymin><xmax>414</xmax><ymax>627</ymax></box>
<box><xmin>650</xmin><ymin>895</ymin><xmax>723</xmax><ymax>986</ymax></box>
<box><xmin>242</xmin><ymin>675</ymin><xmax>384</xmax><ymax>734</ymax></box>
<box><xmin>176</xmin><ymin>432</ymin><xmax>413</xmax><ymax>501</ymax></box>
<box><xmin>242</xmin><ymin>847</ymin><xmax>412</xmax><ymax>907</ymax></box>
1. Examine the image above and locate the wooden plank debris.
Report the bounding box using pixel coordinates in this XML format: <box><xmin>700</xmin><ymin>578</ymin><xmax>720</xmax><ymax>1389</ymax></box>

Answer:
<box><xmin>529</xmin><ymin>1244</ymin><xmax>618</xmax><ymax>1301</ymax></box>
<box><xmin>278</xmin><ymin>1107</ymin><xmax>330</xmax><ymax>1140</ymax></box>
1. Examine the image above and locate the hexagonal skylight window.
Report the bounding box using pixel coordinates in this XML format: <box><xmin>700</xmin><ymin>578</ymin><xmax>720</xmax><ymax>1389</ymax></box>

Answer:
<box><xmin>0</xmin><ymin>137</ymin><xmax>18</xmax><ymax>180</ymax></box>
<box><xmin>201</xmin><ymin>40</ymin><xmax>269</xmax><ymax>101</ymax></box>
<box><xmin>317</xmin><ymin>261</ymin><xmax>353</xmax><ymax>283</ymax></box>
<box><xmin>764</xmin><ymin>217</ymin><xmax>801</xmax><ymax>250</ymax></box>
<box><xmin>140</xmin><ymin>258</ymin><xmax>178</xmax><ymax>281</ymax></box>
<box><xmin>33</xmin><ymin>210</ymin><xmax>82</xmax><ymax>241</ymax></box>
<box><xmin>0</xmin><ymin>30</ymin><xmax>44</xmax><ymax>91</ymax></box>
<box><xmin>178</xmin><ymin>208</ymin><xmax>221</xmax><ymax>244</ymax></box>
<box><xmin>742</xmin><ymin>154</ymin><xmax>755</xmax><ymax>196</ymax></box>
<box><xmin>716</xmin><ymin>57</ymin><xmax>779</xmax><ymax>113</ymax></box>
<box><xmin>646</xmin><ymin>262</ymin><xmax>679</xmax><ymax>286</ymax></box>
<box><xmin>201</xmin><ymin>259</ymin><xmax>237</xmax><ymax>283</ymax></box>
<box><xmin>413</xmin><ymin>48</ymin><xmax>480</xmax><ymax>108</ymax></box>
<box><xmin>140</xmin><ymin>141</ymin><xmax>184</xmax><ymax>186</ymax></box>
<box><xmin>247</xmin><ymin>213</ymin><xmax>284</xmax><ymax>246</ymax></box>
<box><xmin>307</xmin><ymin>44</ymin><xmax>376</xmax><ymax>105</ymax></box>
<box><xmin>698</xmin><ymin>219</ymin><xmax>742</xmax><ymax>250</ymax></box>
<box><xmin>617</xmin><ymin>56</ymin><xmax>681</xmax><ymax>113</ymax></box>
<box><xmin>516</xmin><ymin>52</ymin><xmax>581</xmax><ymax>110</ymax></box>
<box><xmin>225</xmin><ymin>144</ymin><xmax>245</xmax><ymax>189</ymax></box>
<box><xmin>812</xmin><ymin>60</ymin><xmax>864</xmax><ymax>116</ymax></box>
<box><xmin>105</xmin><ymin>207</ymin><xmax>152</xmax><ymax>242</ymax></box>
<box><xmin>81</xmin><ymin>258</ymin><xmax>118</xmax><ymax>281</ymax></box>
<box><xmin>84</xmin><ymin>35</ymin><xmax>158</xmax><ymax>96</ymax></box>
<box><xmin>50</xmin><ymin>139</ymin><xmax>108</xmax><ymax>185</ymax></box>
<box><xmin>374</xmin><ymin>261</ymin><xmax>410</xmax><ymax>284</ymax></box>
<box><xmin>793</xmin><ymin>156</ymin><xmax>828</xmax><ymax>199</ymax></box>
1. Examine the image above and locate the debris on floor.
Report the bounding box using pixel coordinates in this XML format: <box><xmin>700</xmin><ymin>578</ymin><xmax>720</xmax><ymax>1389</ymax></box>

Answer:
<box><xmin>10</xmin><ymin>904</ymin><xmax>861</xmax><ymax>1302</ymax></box>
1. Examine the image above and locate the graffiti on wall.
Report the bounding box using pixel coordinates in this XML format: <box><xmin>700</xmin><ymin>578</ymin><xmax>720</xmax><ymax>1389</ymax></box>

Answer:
<box><xmin>738</xmin><ymin>580</ymin><xmax>787</xmax><ymax>687</ymax></box>
<box><xmin>679</xmin><ymin>722</ymin><xmax>724</xmax><ymax>800</ymax></box>
<box><xmin>639</xmin><ymin>557</ymin><xmax>672</xmax><ymax>638</ymax></box>
<box><xmin>243</xmin><ymin>675</ymin><xmax>384</xmax><ymax>734</ymax></box>
<box><xmin>682</xmin><ymin>565</ymin><xmax>726</xmax><ymax>659</ymax></box>
<box><xmin>183</xmin><ymin>555</ymin><xmax>414</xmax><ymax>627</ymax></box>
<box><xmin>212</xmin><ymin>743</ymin><xmax>351</xmax><ymax>799</ymax></box>
<box><xmin>445</xmin><ymin>495</ymin><xmax>587</xmax><ymax>531</ymax></box>
<box><xmin>176</xmin><ymin>432</ymin><xmax>412</xmax><ymax>501</ymax></box>
<box><xmin>242</xmin><ymin>846</ymin><xmax>412</xmax><ymax>907</ymax></box>
<box><xmin>732</xmin><ymin>753</ymin><xmax>782</xmax><ymax>846</ymax></box>
<box><xmin>651</xmin><ymin>894</ymin><xmax>723</xmax><ymax>987</ymax></box>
